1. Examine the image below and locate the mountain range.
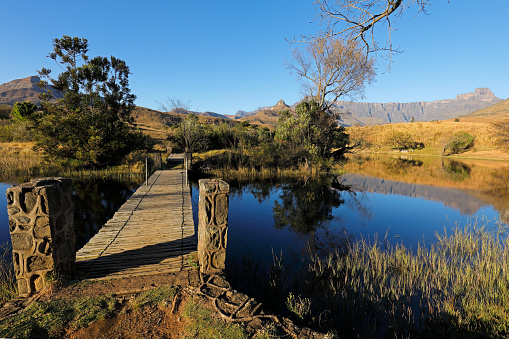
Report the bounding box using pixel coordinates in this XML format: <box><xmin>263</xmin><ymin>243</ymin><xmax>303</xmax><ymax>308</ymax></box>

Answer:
<box><xmin>0</xmin><ymin>76</ymin><xmax>504</xmax><ymax>126</ymax></box>
<box><xmin>235</xmin><ymin>88</ymin><xmax>503</xmax><ymax>126</ymax></box>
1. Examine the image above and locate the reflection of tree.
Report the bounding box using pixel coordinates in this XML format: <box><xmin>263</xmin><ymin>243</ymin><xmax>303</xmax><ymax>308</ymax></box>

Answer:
<box><xmin>73</xmin><ymin>179</ymin><xmax>139</xmax><ymax>250</ymax></box>
<box><xmin>273</xmin><ymin>177</ymin><xmax>345</xmax><ymax>234</ymax></box>
<box><xmin>384</xmin><ymin>158</ymin><xmax>423</xmax><ymax>175</ymax></box>
<box><xmin>249</xmin><ymin>181</ymin><xmax>279</xmax><ymax>204</ymax></box>
<box><xmin>442</xmin><ymin>160</ymin><xmax>471</xmax><ymax>182</ymax></box>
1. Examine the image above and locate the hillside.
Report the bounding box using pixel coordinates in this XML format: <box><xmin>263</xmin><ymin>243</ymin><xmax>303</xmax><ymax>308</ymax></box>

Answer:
<box><xmin>0</xmin><ymin>76</ymin><xmax>61</xmax><ymax>105</ymax></box>
<box><xmin>238</xmin><ymin>99</ymin><xmax>289</xmax><ymax>127</ymax></box>
<box><xmin>346</xmin><ymin>97</ymin><xmax>509</xmax><ymax>161</ymax></box>
<box><xmin>132</xmin><ymin>106</ymin><xmax>232</xmax><ymax>141</ymax></box>
<box><xmin>457</xmin><ymin>97</ymin><xmax>509</xmax><ymax>123</ymax></box>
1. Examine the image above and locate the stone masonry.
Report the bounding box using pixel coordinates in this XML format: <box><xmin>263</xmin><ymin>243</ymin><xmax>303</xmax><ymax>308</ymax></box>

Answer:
<box><xmin>198</xmin><ymin>179</ymin><xmax>229</xmax><ymax>274</ymax></box>
<box><xmin>6</xmin><ymin>177</ymin><xmax>75</xmax><ymax>296</ymax></box>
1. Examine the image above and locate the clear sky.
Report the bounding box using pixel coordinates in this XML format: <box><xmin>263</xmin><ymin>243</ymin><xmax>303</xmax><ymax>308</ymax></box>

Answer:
<box><xmin>1</xmin><ymin>1</ymin><xmax>508</xmax><ymax>116</ymax></box>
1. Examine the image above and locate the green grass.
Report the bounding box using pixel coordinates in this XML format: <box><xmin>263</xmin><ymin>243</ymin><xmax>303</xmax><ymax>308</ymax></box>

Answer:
<box><xmin>183</xmin><ymin>301</ymin><xmax>249</xmax><ymax>339</ymax></box>
<box><xmin>0</xmin><ymin>295</ymin><xmax>118</xmax><ymax>338</ymax></box>
<box><xmin>131</xmin><ymin>286</ymin><xmax>176</xmax><ymax>309</ymax></box>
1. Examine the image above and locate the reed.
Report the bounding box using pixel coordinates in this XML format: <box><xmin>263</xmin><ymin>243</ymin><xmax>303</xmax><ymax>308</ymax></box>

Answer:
<box><xmin>302</xmin><ymin>222</ymin><xmax>509</xmax><ymax>337</ymax></box>
<box><xmin>0</xmin><ymin>244</ymin><xmax>17</xmax><ymax>308</ymax></box>
<box><xmin>206</xmin><ymin>166</ymin><xmax>344</xmax><ymax>182</ymax></box>
<box><xmin>0</xmin><ymin>142</ymin><xmax>147</xmax><ymax>183</ymax></box>
<box><xmin>193</xmin><ymin>149</ymin><xmax>345</xmax><ymax>182</ymax></box>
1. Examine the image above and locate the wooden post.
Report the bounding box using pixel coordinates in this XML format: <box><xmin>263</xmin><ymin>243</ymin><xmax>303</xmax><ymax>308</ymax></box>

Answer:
<box><xmin>6</xmin><ymin>178</ymin><xmax>75</xmax><ymax>296</ymax></box>
<box><xmin>145</xmin><ymin>153</ymin><xmax>148</xmax><ymax>186</ymax></box>
<box><xmin>198</xmin><ymin>179</ymin><xmax>229</xmax><ymax>274</ymax></box>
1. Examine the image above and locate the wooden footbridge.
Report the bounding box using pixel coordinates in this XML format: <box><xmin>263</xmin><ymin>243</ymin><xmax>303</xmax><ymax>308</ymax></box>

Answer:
<box><xmin>76</xmin><ymin>154</ymin><xmax>197</xmax><ymax>280</ymax></box>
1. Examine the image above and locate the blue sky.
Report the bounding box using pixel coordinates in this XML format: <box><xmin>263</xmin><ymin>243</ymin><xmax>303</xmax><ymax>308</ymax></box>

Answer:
<box><xmin>1</xmin><ymin>1</ymin><xmax>508</xmax><ymax>115</ymax></box>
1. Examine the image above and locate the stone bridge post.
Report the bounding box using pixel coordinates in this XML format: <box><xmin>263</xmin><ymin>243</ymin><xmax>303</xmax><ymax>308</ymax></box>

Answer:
<box><xmin>198</xmin><ymin>179</ymin><xmax>229</xmax><ymax>274</ymax></box>
<box><xmin>6</xmin><ymin>178</ymin><xmax>75</xmax><ymax>296</ymax></box>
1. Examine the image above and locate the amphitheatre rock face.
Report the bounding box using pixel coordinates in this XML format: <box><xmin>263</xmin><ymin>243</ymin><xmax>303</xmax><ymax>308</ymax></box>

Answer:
<box><xmin>332</xmin><ymin>88</ymin><xmax>503</xmax><ymax>126</ymax></box>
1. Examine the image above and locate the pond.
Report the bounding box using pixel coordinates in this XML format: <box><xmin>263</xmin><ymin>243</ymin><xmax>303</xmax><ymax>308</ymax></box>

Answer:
<box><xmin>191</xmin><ymin>155</ymin><xmax>509</xmax><ymax>276</ymax></box>
<box><xmin>1</xmin><ymin>155</ymin><xmax>508</xmax><ymax>274</ymax></box>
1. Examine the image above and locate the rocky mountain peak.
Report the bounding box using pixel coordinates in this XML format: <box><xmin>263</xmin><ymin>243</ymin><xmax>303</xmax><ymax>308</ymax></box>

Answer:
<box><xmin>473</xmin><ymin>88</ymin><xmax>494</xmax><ymax>97</ymax></box>
<box><xmin>271</xmin><ymin>99</ymin><xmax>289</xmax><ymax>110</ymax></box>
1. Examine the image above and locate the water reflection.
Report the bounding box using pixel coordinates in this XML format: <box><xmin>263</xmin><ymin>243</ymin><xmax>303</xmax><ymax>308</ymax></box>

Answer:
<box><xmin>273</xmin><ymin>177</ymin><xmax>344</xmax><ymax>234</ymax></box>
<box><xmin>442</xmin><ymin>160</ymin><xmax>471</xmax><ymax>181</ymax></box>
<box><xmin>190</xmin><ymin>156</ymin><xmax>509</xmax><ymax>277</ymax></box>
<box><xmin>73</xmin><ymin>179</ymin><xmax>140</xmax><ymax>250</ymax></box>
<box><xmin>0</xmin><ymin>178</ymin><xmax>140</xmax><ymax>250</ymax></box>
<box><xmin>344</xmin><ymin>154</ymin><xmax>509</xmax><ymax>218</ymax></box>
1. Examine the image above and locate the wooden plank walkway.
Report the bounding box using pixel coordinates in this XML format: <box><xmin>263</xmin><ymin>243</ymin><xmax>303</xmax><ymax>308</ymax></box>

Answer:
<box><xmin>76</xmin><ymin>167</ymin><xmax>197</xmax><ymax>280</ymax></box>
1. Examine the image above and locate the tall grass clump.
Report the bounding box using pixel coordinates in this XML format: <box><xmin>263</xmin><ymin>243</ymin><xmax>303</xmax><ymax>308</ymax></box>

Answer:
<box><xmin>0</xmin><ymin>142</ymin><xmax>154</xmax><ymax>183</ymax></box>
<box><xmin>304</xmin><ymin>224</ymin><xmax>509</xmax><ymax>337</ymax></box>
<box><xmin>0</xmin><ymin>244</ymin><xmax>17</xmax><ymax>307</ymax></box>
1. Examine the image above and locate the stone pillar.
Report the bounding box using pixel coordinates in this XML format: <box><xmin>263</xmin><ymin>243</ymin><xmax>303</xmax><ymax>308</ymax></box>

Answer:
<box><xmin>6</xmin><ymin>178</ymin><xmax>75</xmax><ymax>296</ymax></box>
<box><xmin>198</xmin><ymin>179</ymin><xmax>229</xmax><ymax>274</ymax></box>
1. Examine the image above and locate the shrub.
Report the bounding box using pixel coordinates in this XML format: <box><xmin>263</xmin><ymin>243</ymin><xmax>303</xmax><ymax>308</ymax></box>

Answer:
<box><xmin>0</xmin><ymin>123</ymin><xmax>33</xmax><ymax>142</ymax></box>
<box><xmin>443</xmin><ymin>131</ymin><xmax>475</xmax><ymax>155</ymax></box>
<box><xmin>386</xmin><ymin>131</ymin><xmax>418</xmax><ymax>150</ymax></box>
<box><xmin>0</xmin><ymin>105</ymin><xmax>11</xmax><ymax>120</ymax></box>
<box><xmin>11</xmin><ymin>102</ymin><xmax>36</xmax><ymax>122</ymax></box>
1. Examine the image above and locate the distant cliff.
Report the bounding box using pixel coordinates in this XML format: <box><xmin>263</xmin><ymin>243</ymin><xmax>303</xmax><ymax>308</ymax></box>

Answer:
<box><xmin>333</xmin><ymin>88</ymin><xmax>502</xmax><ymax>126</ymax></box>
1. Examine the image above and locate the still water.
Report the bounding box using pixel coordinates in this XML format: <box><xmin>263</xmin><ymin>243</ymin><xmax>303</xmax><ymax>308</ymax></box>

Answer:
<box><xmin>191</xmin><ymin>155</ymin><xmax>509</xmax><ymax>272</ymax></box>
<box><xmin>1</xmin><ymin>155</ymin><xmax>508</xmax><ymax>273</ymax></box>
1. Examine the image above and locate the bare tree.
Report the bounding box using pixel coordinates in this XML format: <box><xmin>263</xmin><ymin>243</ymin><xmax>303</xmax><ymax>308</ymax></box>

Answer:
<box><xmin>157</xmin><ymin>97</ymin><xmax>192</xmax><ymax>117</ymax></box>
<box><xmin>289</xmin><ymin>38</ymin><xmax>376</xmax><ymax>111</ymax></box>
<box><xmin>157</xmin><ymin>98</ymin><xmax>196</xmax><ymax>152</ymax></box>
<box><xmin>311</xmin><ymin>0</ymin><xmax>432</xmax><ymax>56</ymax></box>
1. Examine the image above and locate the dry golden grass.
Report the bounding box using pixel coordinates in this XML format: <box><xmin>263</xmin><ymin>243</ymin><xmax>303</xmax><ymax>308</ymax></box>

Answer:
<box><xmin>0</xmin><ymin>142</ymin><xmax>148</xmax><ymax>183</ymax></box>
<box><xmin>348</xmin><ymin>120</ymin><xmax>500</xmax><ymax>150</ymax></box>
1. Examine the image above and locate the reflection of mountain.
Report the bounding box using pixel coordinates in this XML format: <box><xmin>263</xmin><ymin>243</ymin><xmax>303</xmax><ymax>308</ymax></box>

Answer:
<box><xmin>340</xmin><ymin>173</ymin><xmax>488</xmax><ymax>215</ymax></box>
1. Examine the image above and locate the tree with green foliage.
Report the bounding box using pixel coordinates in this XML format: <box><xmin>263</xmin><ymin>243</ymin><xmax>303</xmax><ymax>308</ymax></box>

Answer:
<box><xmin>10</xmin><ymin>101</ymin><xmax>37</xmax><ymax>122</ymax></box>
<box><xmin>275</xmin><ymin>100</ymin><xmax>349</xmax><ymax>166</ymax></box>
<box><xmin>31</xmin><ymin>35</ymin><xmax>150</xmax><ymax>167</ymax></box>
<box><xmin>387</xmin><ymin>131</ymin><xmax>418</xmax><ymax>150</ymax></box>
<box><xmin>442</xmin><ymin>131</ymin><xmax>475</xmax><ymax>156</ymax></box>
<box><xmin>167</xmin><ymin>113</ymin><xmax>213</xmax><ymax>152</ymax></box>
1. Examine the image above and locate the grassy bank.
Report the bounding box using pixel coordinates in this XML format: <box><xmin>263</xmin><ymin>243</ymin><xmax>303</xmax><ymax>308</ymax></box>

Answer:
<box><xmin>0</xmin><ymin>142</ymin><xmax>166</xmax><ymax>183</ymax></box>
<box><xmin>0</xmin><ymin>284</ymin><xmax>277</xmax><ymax>338</ymax></box>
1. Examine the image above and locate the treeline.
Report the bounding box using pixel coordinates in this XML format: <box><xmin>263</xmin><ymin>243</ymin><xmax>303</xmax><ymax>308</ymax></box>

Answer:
<box><xmin>167</xmin><ymin>101</ymin><xmax>349</xmax><ymax>171</ymax></box>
